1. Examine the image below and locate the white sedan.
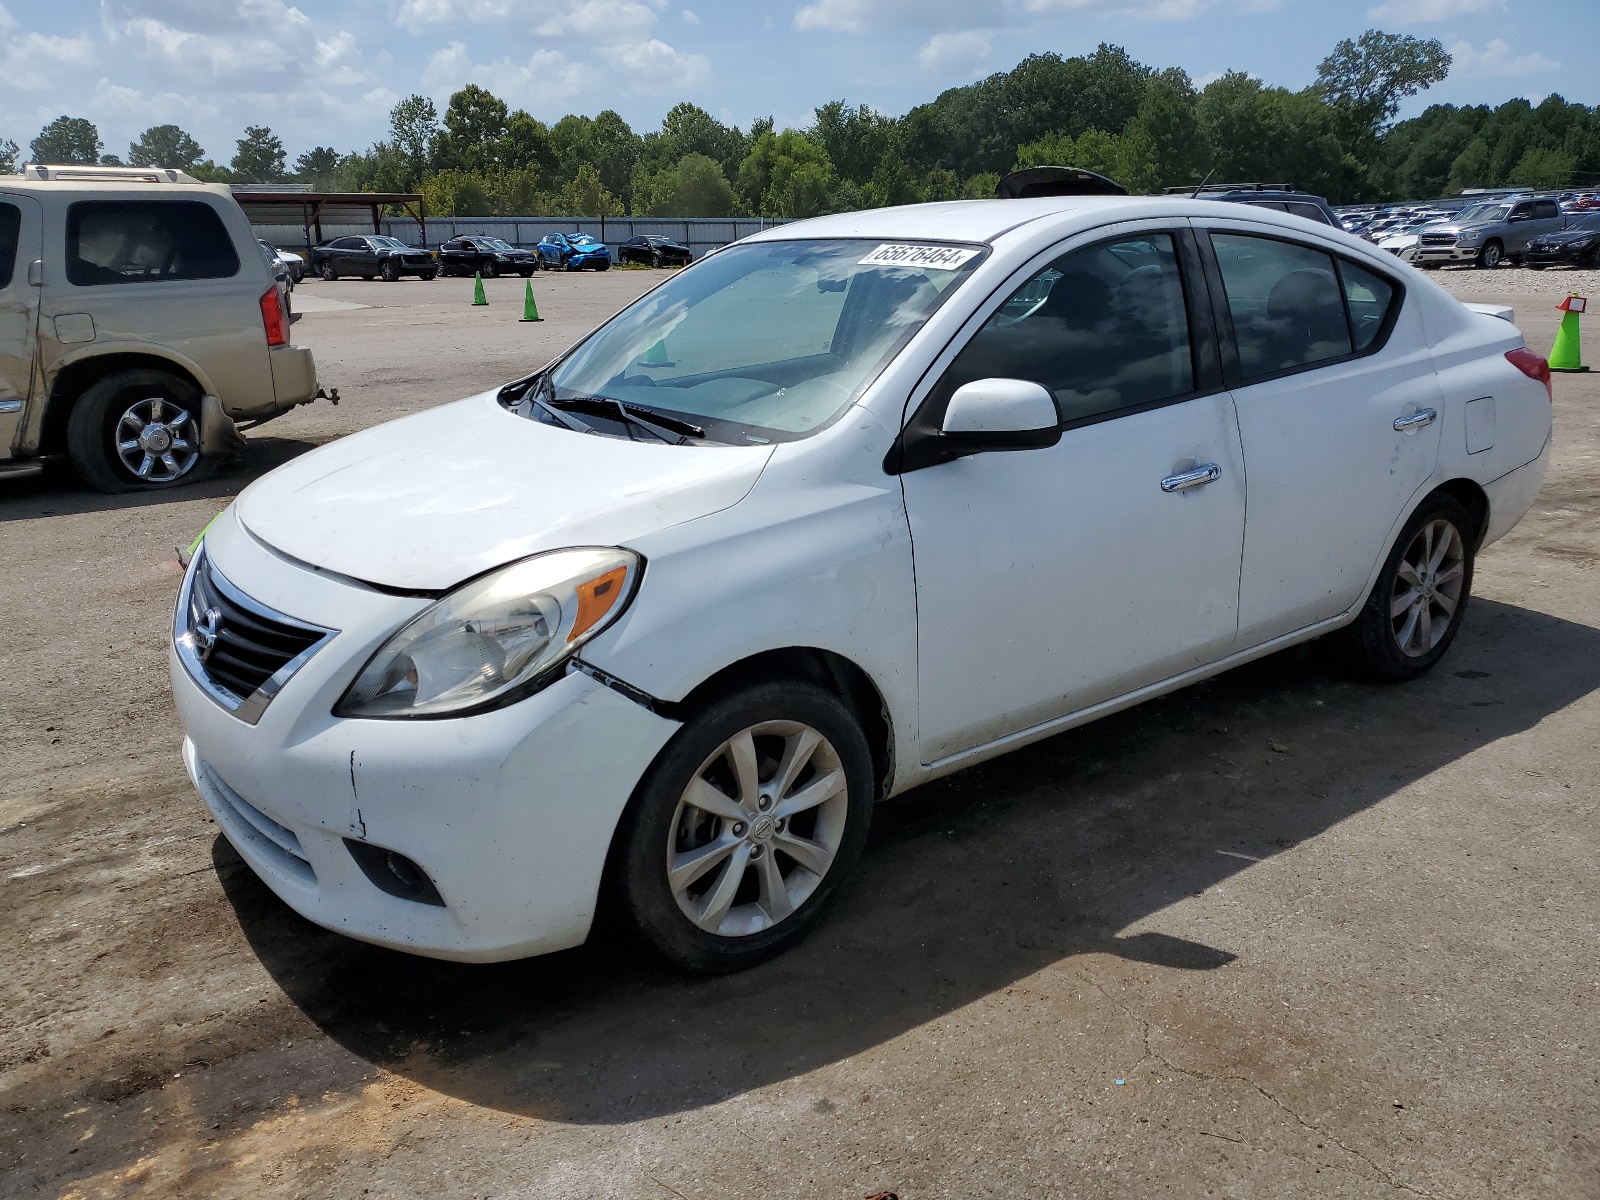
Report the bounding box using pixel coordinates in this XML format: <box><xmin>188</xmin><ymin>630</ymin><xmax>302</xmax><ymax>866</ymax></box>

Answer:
<box><xmin>173</xmin><ymin>193</ymin><xmax>1552</xmax><ymax>972</ymax></box>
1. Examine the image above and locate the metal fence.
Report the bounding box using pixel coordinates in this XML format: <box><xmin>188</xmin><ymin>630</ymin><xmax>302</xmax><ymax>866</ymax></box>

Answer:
<box><xmin>249</xmin><ymin>214</ymin><xmax>793</xmax><ymax>257</ymax></box>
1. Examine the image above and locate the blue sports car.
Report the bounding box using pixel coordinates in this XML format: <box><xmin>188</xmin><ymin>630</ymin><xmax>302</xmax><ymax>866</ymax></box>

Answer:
<box><xmin>536</xmin><ymin>232</ymin><xmax>613</xmax><ymax>271</ymax></box>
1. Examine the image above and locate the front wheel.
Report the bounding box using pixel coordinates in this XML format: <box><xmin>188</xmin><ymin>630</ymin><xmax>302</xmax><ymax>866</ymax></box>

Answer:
<box><xmin>320</xmin><ymin>261</ymin><xmax>337</xmax><ymax>281</ymax></box>
<box><xmin>596</xmin><ymin>259</ymin><xmax>611</xmax><ymax>272</ymax></box>
<box><xmin>380</xmin><ymin>259</ymin><xmax>398</xmax><ymax>282</ymax></box>
<box><xmin>66</xmin><ymin>369</ymin><xmax>217</xmax><ymax>494</ymax></box>
<box><xmin>518</xmin><ymin>268</ymin><xmax>534</xmax><ymax>278</ymax></box>
<box><xmin>1332</xmin><ymin>492</ymin><xmax>1475</xmax><ymax>682</ymax></box>
<box><xmin>420</xmin><ymin>269</ymin><xmax>437</xmax><ymax>281</ymax></box>
<box><xmin>1477</xmin><ymin>240</ymin><xmax>1503</xmax><ymax>269</ymax></box>
<box><xmin>615</xmin><ymin>682</ymin><xmax>875</xmax><ymax>973</ymax></box>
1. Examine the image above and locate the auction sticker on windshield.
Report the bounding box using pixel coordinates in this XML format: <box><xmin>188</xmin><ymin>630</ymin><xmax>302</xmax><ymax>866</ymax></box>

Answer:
<box><xmin>858</xmin><ymin>244</ymin><xmax>982</xmax><ymax>271</ymax></box>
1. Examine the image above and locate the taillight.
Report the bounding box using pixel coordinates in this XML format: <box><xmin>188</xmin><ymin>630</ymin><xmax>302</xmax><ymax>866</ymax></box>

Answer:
<box><xmin>259</xmin><ymin>286</ymin><xmax>289</xmax><ymax>347</ymax></box>
<box><xmin>1505</xmin><ymin>347</ymin><xmax>1552</xmax><ymax>401</ymax></box>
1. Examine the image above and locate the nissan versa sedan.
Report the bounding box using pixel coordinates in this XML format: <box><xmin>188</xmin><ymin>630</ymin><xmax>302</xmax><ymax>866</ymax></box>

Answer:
<box><xmin>173</xmin><ymin>196</ymin><xmax>1553</xmax><ymax>973</ymax></box>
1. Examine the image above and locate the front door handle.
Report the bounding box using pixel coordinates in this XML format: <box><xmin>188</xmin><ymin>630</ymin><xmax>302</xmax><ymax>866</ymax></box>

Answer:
<box><xmin>1160</xmin><ymin>463</ymin><xmax>1221</xmax><ymax>492</ymax></box>
<box><xmin>1394</xmin><ymin>408</ymin><xmax>1438</xmax><ymax>432</ymax></box>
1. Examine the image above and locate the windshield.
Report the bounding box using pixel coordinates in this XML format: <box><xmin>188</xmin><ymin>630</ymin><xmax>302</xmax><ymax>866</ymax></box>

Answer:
<box><xmin>480</xmin><ymin>237</ymin><xmax>514</xmax><ymax>250</ymax></box>
<box><xmin>1456</xmin><ymin>204</ymin><xmax>1510</xmax><ymax>223</ymax></box>
<box><xmin>372</xmin><ymin>237</ymin><xmax>409</xmax><ymax>249</ymax></box>
<box><xmin>530</xmin><ymin>239</ymin><xmax>983</xmax><ymax>444</ymax></box>
<box><xmin>570</xmin><ymin>235</ymin><xmax>597</xmax><ymax>246</ymax></box>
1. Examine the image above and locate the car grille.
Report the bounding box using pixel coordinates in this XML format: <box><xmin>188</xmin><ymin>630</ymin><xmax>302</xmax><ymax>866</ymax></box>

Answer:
<box><xmin>177</xmin><ymin>554</ymin><xmax>335</xmax><ymax>724</ymax></box>
<box><xmin>1421</xmin><ymin>233</ymin><xmax>1457</xmax><ymax>247</ymax></box>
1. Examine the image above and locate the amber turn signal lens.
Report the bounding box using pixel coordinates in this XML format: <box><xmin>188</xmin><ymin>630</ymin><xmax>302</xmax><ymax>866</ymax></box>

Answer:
<box><xmin>569</xmin><ymin>566</ymin><xmax>630</xmax><ymax>642</ymax></box>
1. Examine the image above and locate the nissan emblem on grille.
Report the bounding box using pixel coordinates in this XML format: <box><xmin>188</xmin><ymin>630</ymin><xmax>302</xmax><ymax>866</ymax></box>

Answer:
<box><xmin>193</xmin><ymin>607</ymin><xmax>222</xmax><ymax>663</ymax></box>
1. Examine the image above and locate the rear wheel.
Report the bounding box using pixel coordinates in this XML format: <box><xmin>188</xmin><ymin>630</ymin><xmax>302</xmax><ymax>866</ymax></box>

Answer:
<box><xmin>1332</xmin><ymin>492</ymin><xmax>1475</xmax><ymax>682</ymax></box>
<box><xmin>67</xmin><ymin>369</ymin><xmax>216</xmax><ymax>494</ymax></box>
<box><xmin>320</xmin><ymin>261</ymin><xmax>337</xmax><ymax>281</ymax></box>
<box><xmin>481</xmin><ymin>260</ymin><xmax>498</xmax><ymax>279</ymax></box>
<box><xmin>615</xmin><ymin>681</ymin><xmax>875</xmax><ymax>973</ymax></box>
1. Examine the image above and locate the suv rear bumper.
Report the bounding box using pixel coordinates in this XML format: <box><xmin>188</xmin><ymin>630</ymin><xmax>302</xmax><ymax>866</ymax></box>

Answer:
<box><xmin>268</xmin><ymin>344</ymin><xmax>316</xmax><ymax>409</ymax></box>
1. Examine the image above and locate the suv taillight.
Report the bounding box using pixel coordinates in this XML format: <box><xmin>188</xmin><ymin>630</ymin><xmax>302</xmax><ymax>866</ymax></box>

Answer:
<box><xmin>260</xmin><ymin>286</ymin><xmax>289</xmax><ymax>347</ymax></box>
<box><xmin>1505</xmin><ymin>347</ymin><xmax>1552</xmax><ymax>401</ymax></box>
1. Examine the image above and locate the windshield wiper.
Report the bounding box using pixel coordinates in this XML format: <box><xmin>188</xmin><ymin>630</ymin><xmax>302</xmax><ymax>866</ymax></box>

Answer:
<box><xmin>548</xmin><ymin>396</ymin><xmax>706</xmax><ymax>444</ymax></box>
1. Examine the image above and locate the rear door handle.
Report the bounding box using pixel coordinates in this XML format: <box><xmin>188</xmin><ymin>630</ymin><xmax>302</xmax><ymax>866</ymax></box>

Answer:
<box><xmin>1394</xmin><ymin>408</ymin><xmax>1437</xmax><ymax>432</ymax></box>
<box><xmin>1160</xmin><ymin>463</ymin><xmax>1221</xmax><ymax>492</ymax></box>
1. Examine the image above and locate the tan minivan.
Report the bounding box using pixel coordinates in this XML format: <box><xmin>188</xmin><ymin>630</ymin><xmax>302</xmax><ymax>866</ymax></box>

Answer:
<box><xmin>0</xmin><ymin>164</ymin><xmax>318</xmax><ymax>492</ymax></box>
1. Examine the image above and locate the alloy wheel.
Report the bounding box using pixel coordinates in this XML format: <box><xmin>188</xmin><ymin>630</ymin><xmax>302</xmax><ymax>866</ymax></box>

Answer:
<box><xmin>666</xmin><ymin>720</ymin><xmax>849</xmax><ymax>937</ymax></box>
<box><xmin>1390</xmin><ymin>518</ymin><xmax>1465</xmax><ymax>657</ymax></box>
<box><xmin>114</xmin><ymin>395</ymin><xmax>199</xmax><ymax>483</ymax></box>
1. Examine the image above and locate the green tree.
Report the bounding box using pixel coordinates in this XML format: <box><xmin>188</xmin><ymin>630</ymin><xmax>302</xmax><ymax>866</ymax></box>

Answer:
<box><xmin>232</xmin><ymin>126</ymin><xmax>287</xmax><ymax>182</ymax></box>
<box><xmin>0</xmin><ymin>139</ymin><xmax>18</xmax><ymax>173</ymax></box>
<box><xmin>31</xmin><ymin>116</ymin><xmax>101</xmax><ymax>165</ymax></box>
<box><xmin>1015</xmin><ymin>127</ymin><xmax>1156</xmax><ymax>193</ymax></box>
<box><xmin>634</xmin><ymin>152</ymin><xmax>736</xmax><ymax>216</ymax></box>
<box><xmin>550</xmin><ymin>162</ymin><xmax>624</xmax><ymax>216</ymax></box>
<box><xmin>390</xmin><ymin>95</ymin><xmax>439</xmax><ymax>165</ymax></box>
<box><xmin>1125</xmin><ymin>69</ymin><xmax>1206</xmax><ymax>190</ymax></box>
<box><xmin>1507</xmin><ymin>147</ymin><xmax>1576</xmax><ymax>189</ymax></box>
<box><xmin>739</xmin><ymin>130</ymin><xmax>835</xmax><ymax>216</ymax></box>
<box><xmin>501</xmin><ymin>110</ymin><xmax>557</xmax><ymax>179</ymax></box>
<box><xmin>294</xmin><ymin>147</ymin><xmax>341</xmax><ymax>191</ymax></box>
<box><xmin>1316</xmin><ymin>29</ymin><xmax>1451</xmax><ymax>138</ymax></box>
<box><xmin>812</xmin><ymin>101</ymin><xmax>896</xmax><ymax>186</ymax></box>
<box><xmin>128</xmin><ymin>124</ymin><xmax>205</xmax><ymax>171</ymax></box>
<box><xmin>436</xmin><ymin>85</ymin><xmax>510</xmax><ymax>173</ymax></box>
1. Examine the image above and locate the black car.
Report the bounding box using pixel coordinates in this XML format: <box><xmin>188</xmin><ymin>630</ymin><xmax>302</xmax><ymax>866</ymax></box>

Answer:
<box><xmin>437</xmin><ymin>235</ymin><xmax>540</xmax><ymax>278</ymax></box>
<box><xmin>310</xmin><ymin>236</ymin><xmax>437</xmax><ymax>281</ymax></box>
<box><xmin>618</xmin><ymin>235</ymin><xmax>692</xmax><ymax>267</ymax></box>
<box><xmin>1162</xmin><ymin>183</ymin><xmax>1341</xmax><ymax>228</ymax></box>
<box><xmin>1525</xmin><ymin>213</ymin><xmax>1600</xmax><ymax>268</ymax></box>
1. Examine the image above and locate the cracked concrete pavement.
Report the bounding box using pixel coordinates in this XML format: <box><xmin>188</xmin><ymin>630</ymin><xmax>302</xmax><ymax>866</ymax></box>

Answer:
<box><xmin>1</xmin><ymin>265</ymin><xmax>1597</xmax><ymax>1199</ymax></box>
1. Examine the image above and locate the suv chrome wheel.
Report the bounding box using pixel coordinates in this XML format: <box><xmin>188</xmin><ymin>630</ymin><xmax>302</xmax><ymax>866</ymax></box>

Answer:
<box><xmin>115</xmin><ymin>395</ymin><xmax>200</xmax><ymax>483</ymax></box>
<box><xmin>1390</xmin><ymin>518</ymin><xmax>1464</xmax><ymax>658</ymax></box>
<box><xmin>668</xmin><ymin>720</ymin><xmax>848</xmax><ymax>937</ymax></box>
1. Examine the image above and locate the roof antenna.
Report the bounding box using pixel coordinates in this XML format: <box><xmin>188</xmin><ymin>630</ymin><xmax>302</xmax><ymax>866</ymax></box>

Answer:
<box><xmin>1189</xmin><ymin>169</ymin><xmax>1216</xmax><ymax>198</ymax></box>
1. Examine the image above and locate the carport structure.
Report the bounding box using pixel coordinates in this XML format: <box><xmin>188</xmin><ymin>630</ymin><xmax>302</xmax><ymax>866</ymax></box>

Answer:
<box><xmin>231</xmin><ymin>190</ymin><xmax>427</xmax><ymax>251</ymax></box>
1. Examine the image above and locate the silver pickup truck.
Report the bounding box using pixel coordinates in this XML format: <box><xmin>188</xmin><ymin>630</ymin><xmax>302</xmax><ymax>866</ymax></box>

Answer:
<box><xmin>1416</xmin><ymin>196</ymin><xmax>1565</xmax><ymax>269</ymax></box>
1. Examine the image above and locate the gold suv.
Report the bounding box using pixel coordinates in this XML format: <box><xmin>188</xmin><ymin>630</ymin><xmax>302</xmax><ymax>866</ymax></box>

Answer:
<box><xmin>0</xmin><ymin>164</ymin><xmax>318</xmax><ymax>492</ymax></box>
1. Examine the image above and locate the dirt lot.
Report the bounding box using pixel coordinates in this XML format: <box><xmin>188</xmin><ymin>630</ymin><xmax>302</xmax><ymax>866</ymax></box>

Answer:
<box><xmin>2</xmin><ymin>263</ymin><xmax>1598</xmax><ymax>1199</ymax></box>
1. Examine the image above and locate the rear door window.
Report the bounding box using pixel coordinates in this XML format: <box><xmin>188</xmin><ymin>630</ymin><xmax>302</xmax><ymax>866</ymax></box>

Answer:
<box><xmin>943</xmin><ymin>232</ymin><xmax>1195</xmax><ymax>426</ymax></box>
<box><xmin>1211</xmin><ymin>234</ymin><xmax>1352</xmax><ymax>379</ymax></box>
<box><xmin>0</xmin><ymin>202</ymin><xmax>19</xmax><ymax>288</ymax></box>
<box><xmin>1287</xmin><ymin>201</ymin><xmax>1332</xmax><ymax>225</ymax></box>
<box><xmin>1533</xmin><ymin>200</ymin><xmax>1560</xmax><ymax>220</ymax></box>
<box><xmin>66</xmin><ymin>201</ymin><xmax>239</xmax><ymax>286</ymax></box>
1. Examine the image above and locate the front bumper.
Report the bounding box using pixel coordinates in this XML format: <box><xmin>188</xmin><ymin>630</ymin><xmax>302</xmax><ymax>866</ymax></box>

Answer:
<box><xmin>569</xmin><ymin>252</ymin><xmax>611</xmax><ymax>268</ymax></box>
<box><xmin>1417</xmin><ymin>243</ymin><xmax>1480</xmax><ymax>263</ymax></box>
<box><xmin>1524</xmin><ymin>245</ymin><xmax>1591</xmax><ymax>265</ymax></box>
<box><xmin>172</xmin><ymin>510</ymin><xmax>681</xmax><ymax>961</ymax></box>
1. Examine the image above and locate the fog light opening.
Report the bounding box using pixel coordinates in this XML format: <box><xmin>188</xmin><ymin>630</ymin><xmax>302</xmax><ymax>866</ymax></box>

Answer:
<box><xmin>344</xmin><ymin>839</ymin><xmax>446</xmax><ymax>907</ymax></box>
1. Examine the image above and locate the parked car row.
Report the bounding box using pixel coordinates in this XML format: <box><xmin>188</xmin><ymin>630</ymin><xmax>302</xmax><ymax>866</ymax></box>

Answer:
<box><xmin>298</xmin><ymin>232</ymin><xmax>696</xmax><ymax>282</ymax></box>
<box><xmin>1338</xmin><ymin>192</ymin><xmax>1600</xmax><ymax>269</ymax></box>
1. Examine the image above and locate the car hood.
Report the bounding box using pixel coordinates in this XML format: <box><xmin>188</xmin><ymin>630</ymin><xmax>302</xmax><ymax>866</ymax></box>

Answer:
<box><xmin>234</xmin><ymin>392</ymin><xmax>776</xmax><ymax>591</ymax></box>
<box><xmin>1533</xmin><ymin>229</ymin><xmax>1597</xmax><ymax>243</ymax></box>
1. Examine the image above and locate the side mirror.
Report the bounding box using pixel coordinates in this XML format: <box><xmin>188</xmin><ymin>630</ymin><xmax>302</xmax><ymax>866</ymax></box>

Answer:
<box><xmin>942</xmin><ymin>378</ymin><xmax>1061</xmax><ymax>449</ymax></box>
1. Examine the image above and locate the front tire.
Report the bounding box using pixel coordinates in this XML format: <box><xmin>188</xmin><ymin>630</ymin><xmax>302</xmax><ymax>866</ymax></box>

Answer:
<box><xmin>67</xmin><ymin>369</ymin><xmax>216</xmax><ymax>494</ymax></box>
<box><xmin>380</xmin><ymin>259</ymin><xmax>398</xmax><ymax>282</ymax></box>
<box><xmin>1477</xmin><ymin>240</ymin><xmax>1503</xmax><ymax>269</ymax></box>
<box><xmin>1333</xmin><ymin>492</ymin><xmax>1475</xmax><ymax>682</ymax></box>
<box><xmin>615</xmin><ymin>682</ymin><xmax>875</xmax><ymax>973</ymax></box>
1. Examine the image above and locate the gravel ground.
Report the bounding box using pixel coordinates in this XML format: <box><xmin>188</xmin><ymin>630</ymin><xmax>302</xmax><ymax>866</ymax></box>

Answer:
<box><xmin>2</xmin><ymin>265</ymin><xmax>1598</xmax><ymax>1200</ymax></box>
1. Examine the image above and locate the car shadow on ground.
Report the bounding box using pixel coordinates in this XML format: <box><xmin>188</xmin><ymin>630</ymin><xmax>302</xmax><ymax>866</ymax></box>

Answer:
<box><xmin>0</xmin><ymin>436</ymin><xmax>325</xmax><ymax>522</ymax></box>
<box><xmin>217</xmin><ymin>596</ymin><xmax>1600</xmax><ymax>1126</ymax></box>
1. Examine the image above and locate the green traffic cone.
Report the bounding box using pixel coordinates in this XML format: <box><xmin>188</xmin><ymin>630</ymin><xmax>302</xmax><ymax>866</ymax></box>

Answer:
<box><xmin>640</xmin><ymin>338</ymin><xmax>670</xmax><ymax>365</ymax></box>
<box><xmin>520</xmin><ymin>278</ymin><xmax>542</xmax><ymax>322</ymax></box>
<box><xmin>1549</xmin><ymin>295</ymin><xmax>1586</xmax><ymax>372</ymax></box>
<box><xmin>472</xmin><ymin>271</ymin><xmax>487</xmax><ymax>306</ymax></box>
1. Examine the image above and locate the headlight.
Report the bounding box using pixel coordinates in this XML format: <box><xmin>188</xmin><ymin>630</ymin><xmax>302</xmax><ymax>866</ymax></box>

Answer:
<box><xmin>336</xmin><ymin>548</ymin><xmax>641</xmax><ymax>719</ymax></box>
<box><xmin>1457</xmin><ymin>230</ymin><xmax>1483</xmax><ymax>243</ymax></box>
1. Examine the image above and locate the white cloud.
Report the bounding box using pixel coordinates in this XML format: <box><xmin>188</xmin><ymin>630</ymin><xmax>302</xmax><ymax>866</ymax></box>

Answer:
<box><xmin>600</xmin><ymin>38</ymin><xmax>709</xmax><ymax>91</ymax></box>
<box><xmin>1447</xmin><ymin>38</ymin><xmax>1558</xmax><ymax>76</ymax></box>
<box><xmin>918</xmin><ymin>29</ymin><xmax>993</xmax><ymax>72</ymax></box>
<box><xmin>423</xmin><ymin>41</ymin><xmax>595</xmax><ymax>104</ymax></box>
<box><xmin>535</xmin><ymin>0</ymin><xmax>658</xmax><ymax>40</ymax></box>
<box><xmin>681</xmin><ymin>7</ymin><xmax>700</xmax><ymax>22</ymax></box>
<box><xmin>1366</xmin><ymin>0</ymin><xmax>1502</xmax><ymax>22</ymax></box>
<box><xmin>1026</xmin><ymin>0</ymin><xmax>1207</xmax><ymax>17</ymax></box>
<box><xmin>795</xmin><ymin>0</ymin><xmax>999</xmax><ymax>32</ymax></box>
<box><xmin>0</xmin><ymin>30</ymin><xmax>97</xmax><ymax>91</ymax></box>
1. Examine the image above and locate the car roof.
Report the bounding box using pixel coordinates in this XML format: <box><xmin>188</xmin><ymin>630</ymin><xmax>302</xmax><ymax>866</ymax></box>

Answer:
<box><xmin>743</xmin><ymin>196</ymin><xmax>1344</xmax><ymax>247</ymax></box>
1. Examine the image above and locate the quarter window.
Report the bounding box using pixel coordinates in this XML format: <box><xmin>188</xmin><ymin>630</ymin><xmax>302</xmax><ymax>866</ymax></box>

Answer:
<box><xmin>66</xmin><ymin>201</ymin><xmax>239</xmax><ymax>286</ymax></box>
<box><xmin>1287</xmin><ymin>201</ymin><xmax>1332</xmax><ymax>225</ymax></box>
<box><xmin>942</xmin><ymin>233</ymin><xmax>1195</xmax><ymax>426</ymax></box>
<box><xmin>0</xmin><ymin>203</ymin><xmax>19</xmax><ymax>289</ymax></box>
<box><xmin>1340</xmin><ymin>259</ymin><xmax>1395</xmax><ymax>352</ymax></box>
<box><xmin>1211</xmin><ymin>234</ymin><xmax>1351</xmax><ymax>379</ymax></box>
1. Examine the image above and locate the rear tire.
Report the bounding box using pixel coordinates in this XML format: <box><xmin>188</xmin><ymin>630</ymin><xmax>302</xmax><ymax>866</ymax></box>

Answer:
<box><xmin>67</xmin><ymin>369</ymin><xmax>217</xmax><ymax>494</ymax></box>
<box><xmin>481</xmin><ymin>260</ymin><xmax>498</xmax><ymax>279</ymax></box>
<box><xmin>320</xmin><ymin>261</ymin><xmax>336</xmax><ymax>281</ymax></box>
<box><xmin>615</xmin><ymin>681</ymin><xmax>875</xmax><ymax>973</ymax></box>
<box><xmin>1331</xmin><ymin>492</ymin><xmax>1475</xmax><ymax>682</ymax></box>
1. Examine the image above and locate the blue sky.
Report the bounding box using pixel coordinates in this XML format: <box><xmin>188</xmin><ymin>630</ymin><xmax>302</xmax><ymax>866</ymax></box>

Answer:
<box><xmin>1</xmin><ymin>0</ymin><xmax>1594</xmax><ymax>164</ymax></box>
